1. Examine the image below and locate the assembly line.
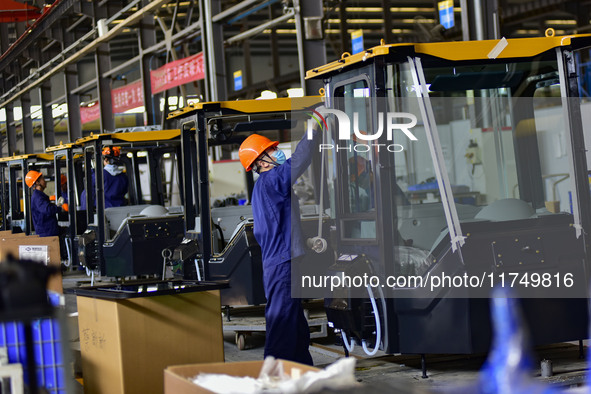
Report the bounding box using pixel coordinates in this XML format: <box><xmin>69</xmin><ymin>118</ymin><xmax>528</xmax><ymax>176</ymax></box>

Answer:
<box><xmin>2</xmin><ymin>4</ymin><xmax>591</xmax><ymax>391</ymax></box>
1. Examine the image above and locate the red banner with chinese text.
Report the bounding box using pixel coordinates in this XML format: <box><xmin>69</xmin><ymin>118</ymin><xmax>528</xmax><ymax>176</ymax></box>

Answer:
<box><xmin>80</xmin><ymin>101</ymin><xmax>100</xmax><ymax>124</ymax></box>
<box><xmin>150</xmin><ymin>52</ymin><xmax>205</xmax><ymax>94</ymax></box>
<box><xmin>112</xmin><ymin>80</ymin><xmax>144</xmax><ymax>113</ymax></box>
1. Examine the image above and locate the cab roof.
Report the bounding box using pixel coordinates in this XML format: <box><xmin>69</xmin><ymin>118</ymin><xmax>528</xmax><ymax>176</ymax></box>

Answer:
<box><xmin>167</xmin><ymin>96</ymin><xmax>323</xmax><ymax>119</ymax></box>
<box><xmin>0</xmin><ymin>152</ymin><xmax>53</xmax><ymax>163</ymax></box>
<box><xmin>75</xmin><ymin>129</ymin><xmax>181</xmax><ymax>144</ymax></box>
<box><xmin>306</xmin><ymin>33</ymin><xmax>591</xmax><ymax>79</ymax></box>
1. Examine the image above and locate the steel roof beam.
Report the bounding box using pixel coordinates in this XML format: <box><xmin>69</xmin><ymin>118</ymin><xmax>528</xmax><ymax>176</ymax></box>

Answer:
<box><xmin>0</xmin><ymin>0</ymin><xmax>173</xmax><ymax>109</ymax></box>
<box><xmin>0</xmin><ymin>0</ymin><xmax>77</xmax><ymax>72</ymax></box>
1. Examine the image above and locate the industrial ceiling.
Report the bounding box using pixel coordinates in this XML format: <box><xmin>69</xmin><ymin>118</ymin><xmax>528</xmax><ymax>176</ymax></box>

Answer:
<box><xmin>0</xmin><ymin>0</ymin><xmax>590</xmax><ymax>155</ymax></box>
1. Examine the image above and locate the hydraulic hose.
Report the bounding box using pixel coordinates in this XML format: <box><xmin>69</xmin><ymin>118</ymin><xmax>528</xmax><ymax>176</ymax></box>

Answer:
<box><xmin>63</xmin><ymin>237</ymin><xmax>72</xmax><ymax>267</ymax></box>
<box><xmin>361</xmin><ymin>285</ymin><xmax>382</xmax><ymax>356</ymax></box>
<box><xmin>341</xmin><ymin>329</ymin><xmax>356</xmax><ymax>353</ymax></box>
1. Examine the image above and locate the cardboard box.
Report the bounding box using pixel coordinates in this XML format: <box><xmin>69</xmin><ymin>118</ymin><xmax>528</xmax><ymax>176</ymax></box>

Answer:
<box><xmin>0</xmin><ymin>234</ymin><xmax>62</xmax><ymax>293</ymax></box>
<box><xmin>77</xmin><ymin>290</ymin><xmax>224</xmax><ymax>394</ymax></box>
<box><xmin>164</xmin><ymin>360</ymin><xmax>319</xmax><ymax>394</ymax></box>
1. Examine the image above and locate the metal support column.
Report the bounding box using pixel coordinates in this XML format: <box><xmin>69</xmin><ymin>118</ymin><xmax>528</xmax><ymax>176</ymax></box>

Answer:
<box><xmin>0</xmin><ymin>23</ymin><xmax>8</xmax><ymax>55</ymax></box>
<box><xmin>459</xmin><ymin>0</ymin><xmax>471</xmax><ymax>41</ymax></box>
<box><xmin>298</xmin><ymin>0</ymin><xmax>327</xmax><ymax>95</ymax></box>
<box><xmin>269</xmin><ymin>6</ymin><xmax>280</xmax><ymax>79</ymax></box>
<box><xmin>382</xmin><ymin>0</ymin><xmax>393</xmax><ymax>44</ymax></box>
<box><xmin>21</xmin><ymin>93</ymin><xmax>35</xmax><ymax>154</ymax></box>
<box><xmin>202</xmin><ymin>0</ymin><xmax>228</xmax><ymax>101</ymax></box>
<box><xmin>159</xmin><ymin>0</ymin><xmax>184</xmax><ymax>129</ymax></box>
<box><xmin>62</xmin><ymin>21</ymin><xmax>82</xmax><ymax>142</ymax></box>
<box><xmin>338</xmin><ymin>0</ymin><xmax>348</xmax><ymax>54</ymax></box>
<box><xmin>484</xmin><ymin>0</ymin><xmax>500</xmax><ymax>40</ymax></box>
<box><xmin>39</xmin><ymin>82</ymin><xmax>55</xmax><ymax>148</ymax></box>
<box><xmin>5</xmin><ymin>104</ymin><xmax>17</xmax><ymax>155</ymax></box>
<box><xmin>139</xmin><ymin>0</ymin><xmax>160</xmax><ymax>126</ymax></box>
<box><xmin>242</xmin><ymin>23</ymin><xmax>253</xmax><ymax>90</ymax></box>
<box><xmin>94</xmin><ymin>5</ymin><xmax>115</xmax><ymax>132</ymax></box>
<box><xmin>0</xmin><ymin>23</ymin><xmax>7</xmax><ymax>157</ymax></box>
<box><xmin>0</xmin><ymin>167</ymin><xmax>6</xmax><ymax>230</ymax></box>
<box><xmin>64</xmin><ymin>66</ymin><xmax>83</xmax><ymax>141</ymax></box>
<box><xmin>461</xmin><ymin>0</ymin><xmax>500</xmax><ymax>41</ymax></box>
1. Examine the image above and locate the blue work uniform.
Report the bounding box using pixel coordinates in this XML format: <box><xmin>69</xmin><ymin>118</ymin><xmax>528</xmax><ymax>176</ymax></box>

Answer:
<box><xmin>252</xmin><ymin>130</ymin><xmax>319</xmax><ymax>365</ymax></box>
<box><xmin>81</xmin><ymin>166</ymin><xmax>128</xmax><ymax>209</ymax></box>
<box><xmin>31</xmin><ymin>189</ymin><xmax>60</xmax><ymax>237</ymax></box>
<box><xmin>103</xmin><ymin>165</ymin><xmax>128</xmax><ymax>208</ymax></box>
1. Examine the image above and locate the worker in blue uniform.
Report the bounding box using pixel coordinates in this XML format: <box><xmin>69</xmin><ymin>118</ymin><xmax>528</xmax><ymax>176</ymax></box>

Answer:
<box><xmin>60</xmin><ymin>174</ymin><xmax>69</xmax><ymax>203</ymax></box>
<box><xmin>239</xmin><ymin>128</ymin><xmax>320</xmax><ymax>365</ymax></box>
<box><xmin>81</xmin><ymin>146</ymin><xmax>129</xmax><ymax>209</ymax></box>
<box><xmin>26</xmin><ymin>170</ymin><xmax>67</xmax><ymax>237</ymax></box>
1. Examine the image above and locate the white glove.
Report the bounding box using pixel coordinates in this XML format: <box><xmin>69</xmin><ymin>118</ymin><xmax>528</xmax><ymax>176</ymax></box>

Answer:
<box><xmin>56</xmin><ymin>196</ymin><xmax>65</xmax><ymax>207</ymax></box>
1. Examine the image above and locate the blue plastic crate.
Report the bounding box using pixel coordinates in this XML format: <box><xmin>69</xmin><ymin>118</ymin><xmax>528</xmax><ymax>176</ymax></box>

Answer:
<box><xmin>0</xmin><ymin>294</ymin><xmax>68</xmax><ymax>394</ymax></box>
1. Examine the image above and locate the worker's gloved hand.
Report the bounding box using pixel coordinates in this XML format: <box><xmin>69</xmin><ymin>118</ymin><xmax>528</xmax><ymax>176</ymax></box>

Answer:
<box><xmin>61</xmin><ymin>203</ymin><xmax>69</xmax><ymax>212</ymax></box>
<box><xmin>56</xmin><ymin>196</ymin><xmax>65</xmax><ymax>207</ymax></box>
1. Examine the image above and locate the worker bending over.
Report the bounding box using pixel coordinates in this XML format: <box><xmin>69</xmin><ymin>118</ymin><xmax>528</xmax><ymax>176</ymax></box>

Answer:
<box><xmin>239</xmin><ymin>128</ymin><xmax>320</xmax><ymax>365</ymax></box>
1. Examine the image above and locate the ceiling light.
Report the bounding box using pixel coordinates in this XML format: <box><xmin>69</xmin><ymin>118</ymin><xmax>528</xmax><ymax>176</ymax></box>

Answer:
<box><xmin>545</xmin><ymin>20</ymin><xmax>576</xmax><ymax>25</ymax></box>
<box><xmin>287</xmin><ymin>88</ymin><xmax>304</xmax><ymax>97</ymax></box>
<box><xmin>402</xmin><ymin>18</ymin><xmax>435</xmax><ymax>24</ymax></box>
<box><xmin>343</xmin><ymin>7</ymin><xmax>383</xmax><ymax>12</ymax></box>
<box><xmin>345</xmin><ymin>19</ymin><xmax>386</xmax><ymax>24</ymax></box>
<box><xmin>257</xmin><ymin>90</ymin><xmax>277</xmax><ymax>100</ymax></box>
<box><xmin>514</xmin><ymin>29</ymin><xmax>542</xmax><ymax>35</ymax></box>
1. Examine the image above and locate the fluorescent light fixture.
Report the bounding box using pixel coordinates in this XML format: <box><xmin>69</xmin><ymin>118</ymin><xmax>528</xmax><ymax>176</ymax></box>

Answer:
<box><xmin>257</xmin><ymin>90</ymin><xmax>278</xmax><ymax>100</ymax></box>
<box><xmin>52</xmin><ymin>103</ymin><xmax>68</xmax><ymax>118</ymax></box>
<box><xmin>390</xmin><ymin>7</ymin><xmax>432</xmax><ymax>12</ymax></box>
<box><xmin>350</xmin><ymin>19</ymin><xmax>386</xmax><ymax>24</ymax></box>
<box><xmin>545</xmin><ymin>20</ymin><xmax>576</xmax><ymax>25</ymax></box>
<box><xmin>515</xmin><ymin>29</ymin><xmax>547</xmax><ymax>35</ymax></box>
<box><xmin>326</xmin><ymin>18</ymin><xmax>384</xmax><ymax>24</ymax></box>
<box><xmin>402</xmin><ymin>18</ymin><xmax>435</xmax><ymax>23</ymax></box>
<box><xmin>324</xmin><ymin>28</ymin><xmax>413</xmax><ymax>34</ymax></box>
<box><xmin>124</xmin><ymin>106</ymin><xmax>145</xmax><ymax>113</ymax></box>
<box><xmin>337</xmin><ymin>7</ymin><xmax>436</xmax><ymax>12</ymax></box>
<box><xmin>263</xmin><ymin>29</ymin><xmax>297</xmax><ymax>34</ymax></box>
<box><xmin>287</xmin><ymin>88</ymin><xmax>304</xmax><ymax>97</ymax></box>
<box><xmin>343</xmin><ymin>7</ymin><xmax>382</xmax><ymax>12</ymax></box>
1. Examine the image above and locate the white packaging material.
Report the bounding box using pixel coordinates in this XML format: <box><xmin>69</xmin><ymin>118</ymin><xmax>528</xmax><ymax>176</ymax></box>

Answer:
<box><xmin>191</xmin><ymin>356</ymin><xmax>358</xmax><ymax>394</ymax></box>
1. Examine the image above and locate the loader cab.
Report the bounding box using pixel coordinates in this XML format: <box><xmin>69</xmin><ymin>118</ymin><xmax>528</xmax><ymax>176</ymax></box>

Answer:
<box><xmin>167</xmin><ymin>97</ymin><xmax>329</xmax><ymax>306</ymax></box>
<box><xmin>0</xmin><ymin>153</ymin><xmax>56</xmax><ymax>235</ymax></box>
<box><xmin>74</xmin><ymin>129</ymin><xmax>185</xmax><ymax>278</ymax></box>
<box><xmin>308</xmin><ymin>34</ymin><xmax>591</xmax><ymax>355</ymax></box>
<box><xmin>46</xmin><ymin>142</ymin><xmax>89</xmax><ymax>267</ymax></box>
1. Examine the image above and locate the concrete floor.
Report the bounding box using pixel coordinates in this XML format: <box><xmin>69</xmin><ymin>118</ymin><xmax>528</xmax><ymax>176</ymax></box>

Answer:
<box><xmin>60</xmin><ymin>271</ymin><xmax>590</xmax><ymax>393</ymax></box>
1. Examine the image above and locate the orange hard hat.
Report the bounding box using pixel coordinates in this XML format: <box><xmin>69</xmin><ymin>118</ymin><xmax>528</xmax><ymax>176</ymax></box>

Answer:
<box><xmin>25</xmin><ymin>170</ymin><xmax>42</xmax><ymax>188</ymax></box>
<box><xmin>60</xmin><ymin>174</ymin><xmax>67</xmax><ymax>185</ymax></box>
<box><xmin>239</xmin><ymin>134</ymin><xmax>278</xmax><ymax>172</ymax></box>
<box><xmin>102</xmin><ymin>146</ymin><xmax>121</xmax><ymax>157</ymax></box>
